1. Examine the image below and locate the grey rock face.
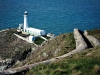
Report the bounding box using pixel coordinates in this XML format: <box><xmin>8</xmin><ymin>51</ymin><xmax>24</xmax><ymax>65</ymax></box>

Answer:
<box><xmin>43</xmin><ymin>52</ymin><xmax>48</xmax><ymax>58</ymax></box>
<box><xmin>54</xmin><ymin>48</ymin><xmax>61</xmax><ymax>56</ymax></box>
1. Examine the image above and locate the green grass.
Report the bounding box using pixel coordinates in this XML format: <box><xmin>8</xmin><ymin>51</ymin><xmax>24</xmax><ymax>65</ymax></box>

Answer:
<box><xmin>34</xmin><ymin>37</ymin><xmax>45</xmax><ymax>45</ymax></box>
<box><xmin>26</xmin><ymin>46</ymin><xmax>100</xmax><ymax>75</ymax></box>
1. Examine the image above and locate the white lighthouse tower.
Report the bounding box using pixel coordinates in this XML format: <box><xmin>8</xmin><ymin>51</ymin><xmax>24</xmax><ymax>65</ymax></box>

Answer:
<box><xmin>23</xmin><ymin>11</ymin><xmax>28</xmax><ymax>32</ymax></box>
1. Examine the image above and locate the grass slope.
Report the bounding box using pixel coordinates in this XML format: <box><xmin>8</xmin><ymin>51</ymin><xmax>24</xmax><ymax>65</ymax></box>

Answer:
<box><xmin>22</xmin><ymin>33</ymin><xmax>76</xmax><ymax>65</ymax></box>
<box><xmin>26</xmin><ymin>29</ymin><xmax>100</xmax><ymax>75</ymax></box>
<box><xmin>26</xmin><ymin>46</ymin><xmax>100</xmax><ymax>75</ymax></box>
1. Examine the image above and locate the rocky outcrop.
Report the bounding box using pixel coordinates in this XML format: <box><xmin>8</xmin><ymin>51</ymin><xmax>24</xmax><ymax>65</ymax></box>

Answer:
<box><xmin>1</xmin><ymin>28</ymin><xmax>88</xmax><ymax>75</ymax></box>
<box><xmin>84</xmin><ymin>30</ymin><xmax>100</xmax><ymax>47</ymax></box>
<box><xmin>0</xmin><ymin>59</ymin><xmax>12</xmax><ymax>72</ymax></box>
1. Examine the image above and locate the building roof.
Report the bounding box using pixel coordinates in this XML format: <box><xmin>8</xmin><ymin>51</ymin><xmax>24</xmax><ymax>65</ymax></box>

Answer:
<box><xmin>27</xmin><ymin>27</ymin><xmax>45</xmax><ymax>32</ymax></box>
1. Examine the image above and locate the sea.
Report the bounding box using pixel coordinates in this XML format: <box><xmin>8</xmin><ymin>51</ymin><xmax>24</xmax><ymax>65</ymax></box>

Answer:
<box><xmin>0</xmin><ymin>0</ymin><xmax>100</xmax><ymax>35</ymax></box>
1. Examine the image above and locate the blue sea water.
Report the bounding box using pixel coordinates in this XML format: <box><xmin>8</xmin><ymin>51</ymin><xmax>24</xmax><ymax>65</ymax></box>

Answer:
<box><xmin>0</xmin><ymin>0</ymin><xmax>100</xmax><ymax>35</ymax></box>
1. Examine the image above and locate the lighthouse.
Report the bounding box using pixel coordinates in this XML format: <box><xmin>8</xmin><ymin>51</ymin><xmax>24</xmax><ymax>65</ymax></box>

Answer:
<box><xmin>18</xmin><ymin>11</ymin><xmax>46</xmax><ymax>36</ymax></box>
<box><xmin>23</xmin><ymin>11</ymin><xmax>28</xmax><ymax>32</ymax></box>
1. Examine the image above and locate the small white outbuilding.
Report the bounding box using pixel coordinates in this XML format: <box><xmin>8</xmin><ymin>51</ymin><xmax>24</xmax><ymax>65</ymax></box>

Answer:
<box><xmin>28</xmin><ymin>35</ymin><xmax>35</xmax><ymax>43</ymax></box>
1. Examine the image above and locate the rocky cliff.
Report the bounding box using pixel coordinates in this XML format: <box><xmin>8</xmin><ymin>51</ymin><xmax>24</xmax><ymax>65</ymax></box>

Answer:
<box><xmin>0</xmin><ymin>28</ymin><xmax>100</xmax><ymax>75</ymax></box>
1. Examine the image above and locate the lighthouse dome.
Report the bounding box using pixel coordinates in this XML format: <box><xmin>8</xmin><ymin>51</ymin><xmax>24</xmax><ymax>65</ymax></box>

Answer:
<box><xmin>24</xmin><ymin>11</ymin><xmax>28</xmax><ymax>15</ymax></box>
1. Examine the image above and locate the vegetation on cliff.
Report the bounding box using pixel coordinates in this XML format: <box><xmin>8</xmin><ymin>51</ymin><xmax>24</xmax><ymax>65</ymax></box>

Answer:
<box><xmin>26</xmin><ymin>46</ymin><xmax>100</xmax><ymax>75</ymax></box>
<box><xmin>0</xmin><ymin>28</ymin><xmax>76</xmax><ymax>68</ymax></box>
<box><xmin>20</xmin><ymin>33</ymin><xmax>76</xmax><ymax>66</ymax></box>
<box><xmin>0</xmin><ymin>29</ymin><xmax>33</xmax><ymax>59</ymax></box>
<box><xmin>0</xmin><ymin>28</ymin><xmax>100</xmax><ymax>75</ymax></box>
<box><xmin>25</xmin><ymin>28</ymin><xmax>100</xmax><ymax>75</ymax></box>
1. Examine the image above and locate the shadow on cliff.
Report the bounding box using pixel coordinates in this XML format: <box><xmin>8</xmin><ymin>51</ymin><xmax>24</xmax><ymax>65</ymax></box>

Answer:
<box><xmin>79</xmin><ymin>30</ymin><xmax>93</xmax><ymax>48</ymax></box>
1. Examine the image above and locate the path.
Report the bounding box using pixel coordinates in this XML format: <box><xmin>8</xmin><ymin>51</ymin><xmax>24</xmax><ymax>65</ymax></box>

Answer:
<box><xmin>14</xmin><ymin>33</ymin><xmax>38</xmax><ymax>47</ymax></box>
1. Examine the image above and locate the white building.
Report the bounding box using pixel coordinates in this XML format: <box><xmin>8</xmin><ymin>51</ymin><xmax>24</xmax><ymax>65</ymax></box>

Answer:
<box><xmin>26</xmin><ymin>27</ymin><xmax>45</xmax><ymax>36</ymax></box>
<box><xmin>22</xmin><ymin>11</ymin><xmax>46</xmax><ymax>37</ymax></box>
<box><xmin>28</xmin><ymin>35</ymin><xmax>35</xmax><ymax>43</ymax></box>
